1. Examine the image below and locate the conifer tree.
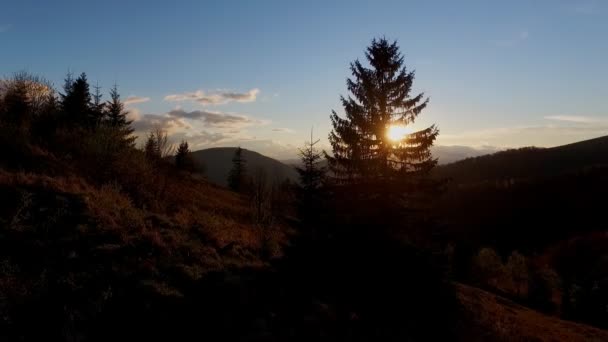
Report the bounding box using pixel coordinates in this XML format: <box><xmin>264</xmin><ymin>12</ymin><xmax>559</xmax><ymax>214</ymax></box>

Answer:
<box><xmin>91</xmin><ymin>82</ymin><xmax>105</xmax><ymax>126</ymax></box>
<box><xmin>228</xmin><ymin>147</ymin><xmax>247</xmax><ymax>192</ymax></box>
<box><xmin>61</xmin><ymin>72</ymin><xmax>94</xmax><ymax>128</ymax></box>
<box><xmin>175</xmin><ymin>140</ymin><xmax>195</xmax><ymax>171</ymax></box>
<box><xmin>297</xmin><ymin>129</ymin><xmax>326</xmax><ymax>193</ymax></box>
<box><xmin>105</xmin><ymin>84</ymin><xmax>135</xmax><ymax>147</ymax></box>
<box><xmin>144</xmin><ymin>132</ymin><xmax>159</xmax><ymax>161</ymax></box>
<box><xmin>327</xmin><ymin>38</ymin><xmax>438</xmax><ymax>194</ymax></box>
<box><xmin>296</xmin><ymin>129</ymin><xmax>326</xmax><ymax>223</ymax></box>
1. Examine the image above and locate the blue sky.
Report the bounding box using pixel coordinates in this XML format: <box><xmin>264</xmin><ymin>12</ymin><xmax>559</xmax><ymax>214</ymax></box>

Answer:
<box><xmin>1</xmin><ymin>0</ymin><xmax>607</xmax><ymax>158</ymax></box>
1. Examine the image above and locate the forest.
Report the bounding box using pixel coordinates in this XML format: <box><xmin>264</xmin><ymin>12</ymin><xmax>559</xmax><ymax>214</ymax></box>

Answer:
<box><xmin>0</xmin><ymin>38</ymin><xmax>607</xmax><ymax>341</ymax></box>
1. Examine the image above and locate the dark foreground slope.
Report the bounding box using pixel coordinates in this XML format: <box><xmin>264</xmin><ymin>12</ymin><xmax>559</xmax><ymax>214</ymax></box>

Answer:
<box><xmin>192</xmin><ymin>147</ymin><xmax>298</xmax><ymax>186</ymax></box>
<box><xmin>457</xmin><ymin>283</ymin><xmax>608</xmax><ymax>342</ymax></box>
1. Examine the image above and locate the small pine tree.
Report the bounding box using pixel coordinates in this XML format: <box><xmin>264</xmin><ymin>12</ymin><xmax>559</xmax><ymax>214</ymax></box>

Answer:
<box><xmin>175</xmin><ymin>140</ymin><xmax>195</xmax><ymax>172</ymax></box>
<box><xmin>105</xmin><ymin>84</ymin><xmax>135</xmax><ymax>147</ymax></box>
<box><xmin>144</xmin><ymin>131</ymin><xmax>159</xmax><ymax>160</ymax></box>
<box><xmin>60</xmin><ymin>72</ymin><xmax>94</xmax><ymax>128</ymax></box>
<box><xmin>91</xmin><ymin>82</ymin><xmax>105</xmax><ymax>127</ymax></box>
<box><xmin>295</xmin><ymin>129</ymin><xmax>326</xmax><ymax>224</ymax></box>
<box><xmin>228</xmin><ymin>147</ymin><xmax>247</xmax><ymax>192</ymax></box>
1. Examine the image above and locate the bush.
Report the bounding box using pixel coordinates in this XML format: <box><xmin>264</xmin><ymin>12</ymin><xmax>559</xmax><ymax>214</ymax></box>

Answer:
<box><xmin>473</xmin><ymin>247</ymin><xmax>504</xmax><ymax>288</ymax></box>
<box><xmin>528</xmin><ymin>266</ymin><xmax>560</xmax><ymax>313</ymax></box>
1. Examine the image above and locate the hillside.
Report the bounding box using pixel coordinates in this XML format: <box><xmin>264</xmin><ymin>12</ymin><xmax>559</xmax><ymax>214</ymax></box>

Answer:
<box><xmin>192</xmin><ymin>147</ymin><xmax>298</xmax><ymax>186</ymax></box>
<box><xmin>457</xmin><ymin>283</ymin><xmax>608</xmax><ymax>342</ymax></box>
<box><xmin>433</xmin><ymin>135</ymin><xmax>608</xmax><ymax>185</ymax></box>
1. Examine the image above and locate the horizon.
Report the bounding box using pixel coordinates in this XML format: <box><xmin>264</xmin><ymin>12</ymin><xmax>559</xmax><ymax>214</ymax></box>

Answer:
<box><xmin>2</xmin><ymin>0</ymin><xmax>607</xmax><ymax>159</ymax></box>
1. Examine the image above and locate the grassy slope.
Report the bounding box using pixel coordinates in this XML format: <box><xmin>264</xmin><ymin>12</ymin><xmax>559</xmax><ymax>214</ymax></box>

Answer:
<box><xmin>457</xmin><ymin>283</ymin><xmax>608</xmax><ymax>342</ymax></box>
<box><xmin>2</xmin><ymin>161</ymin><xmax>607</xmax><ymax>339</ymax></box>
<box><xmin>0</xmin><ymin>168</ymin><xmax>289</xmax><ymax>339</ymax></box>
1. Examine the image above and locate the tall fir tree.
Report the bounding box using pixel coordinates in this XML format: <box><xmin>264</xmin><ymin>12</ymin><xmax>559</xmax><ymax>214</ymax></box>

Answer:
<box><xmin>327</xmin><ymin>38</ymin><xmax>438</xmax><ymax>188</ymax></box>
<box><xmin>227</xmin><ymin>147</ymin><xmax>247</xmax><ymax>192</ymax></box>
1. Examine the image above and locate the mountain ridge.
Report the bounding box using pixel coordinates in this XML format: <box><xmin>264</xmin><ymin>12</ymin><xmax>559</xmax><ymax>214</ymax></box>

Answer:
<box><xmin>192</xmin><ymin>147</ymin><xmax>298</xmax><ymax>186</ymax></box>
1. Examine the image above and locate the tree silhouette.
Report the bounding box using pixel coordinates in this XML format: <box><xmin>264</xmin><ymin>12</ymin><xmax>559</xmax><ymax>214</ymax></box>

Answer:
<box><xmin>144</xmin><ymin>127</ymin><xmax>173</xmax><ymax>161</ymax></box>
<box><xmin>105</xmin><ymin>84</ymin><xmax>135</xmax><ymax>148</ymax></box>
<box><xmin>175</xmin><ymin>140</ymin><xmax>196</xmax><ymax>172</ymax></box>
<box><xmin>295</xmin><ymin>129</ymin><xmax>326</xmax><ymax>225</ymax></box>
<box><xmin>91</xmin><ymin>82</ymin><xmax>105</xmax><ymax>126</ymax></box>
<box><xmin>61</xmin><ymin>72</ymin><xmax>94</xmax><ymax>128</ymax></box>
<box><xmin>228</xmin><ymin>147</ymin><xmax>247</xmax><ymax>192</ymax></box>
<box><xmin>326</xmin><ymin>38</ymin><xmax>438</xmax><ymax>187</ymax></box>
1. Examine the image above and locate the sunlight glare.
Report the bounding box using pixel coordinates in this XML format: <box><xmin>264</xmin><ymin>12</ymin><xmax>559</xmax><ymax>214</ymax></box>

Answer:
<box><xmin>386</xmin><ymin>125</ymin><xmax>410</xmax><ymax>142</ymax></box>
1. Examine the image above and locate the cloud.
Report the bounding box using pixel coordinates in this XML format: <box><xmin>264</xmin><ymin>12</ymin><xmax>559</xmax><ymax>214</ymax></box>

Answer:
<box><xmin>126</xmin><ymin>107</ymin><xmax>142</xmax><ymax>122</ymax></box>
<box><xmin>167</xmin><ymin>109</ymin><xmax>269</xmax><ymax>128</ymax></box>
<box><xmin>439</xmin><ymin>121</ymin><xmax>608</xmax><ymax>148</ymax></box>
<box><xmin>492</xmin><ymin>30</ymin><xmax>529</xmax><ymax>47</ymax></box>
<box><xmin>0</xmin><ymin>24</ymin><xmax>12</xmax><ymax>33</ymax></box>
<box><xmin>169</xmin><ymin>130</ymin><xmax>233</xmax><ymax>146</ymax></box>
<box><xmin>131</xmin><ymin>114</ymin><xmax>190</xmax><ymax>133</ymax></box>
<box><xmin>544</xmin><ymin>115</ymin><xmax>597</xmax><ymax>123</ymax></box>
<box><xmin>272</xmin><ymin>127</ymin><xmax>295</xmax><ymax>133</ymax></box>
<box><xmin>124</xmin><ymin>96</ymin><xmax>150</xmax><ymax>106</ymax></box>
<box><xmin>164</xmin><ymin>88</ymin><xmax>260</xmax><ymax>105</ymax></box>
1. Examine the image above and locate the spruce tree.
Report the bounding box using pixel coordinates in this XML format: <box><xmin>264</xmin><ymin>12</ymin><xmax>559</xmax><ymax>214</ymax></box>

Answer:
<box><xmin>296</xmin><ymin>129</ymin><xmax>326</xmax><ymax>223</ymax></box>
<box><xmin>61</xmin><ymin>72</ymin><xmax>94</xmax><ymax>128</ymax></box>
<box><xmin>327</xmin><ymin>38</ymin><xmax>438</xmax><ymax>190</ymax></box>
<box><xmin>144</xmin><ymin>132</ymin><xmax>159</xmax><ymax>161</ymax></box>
<box><xmin>228</xmin><ymin>147</ymin><xmax>247</xmax><ymax>192</ymax></box>
<box><xmin>105</xmin><ymin>84</ymin><xmax>135</xmax><ymax>147</ymax></box>
<box><xmin>91</xmin><ymin>82</ymin><xmax>105</xmax><ymax>127</ymax></box>
<box><xmin>175</xmin><ymin>140</ymin><xmax>195</xmax><ymax>172</ymax></box>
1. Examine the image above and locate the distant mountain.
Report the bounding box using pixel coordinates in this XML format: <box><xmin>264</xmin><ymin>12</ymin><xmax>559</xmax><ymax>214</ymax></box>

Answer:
<box><xmin>430</xmin><ymin>145</ymin><xmax>501</xmax><ymax>164</ymax></box>
<box><xmin>433</xmin><ymin>135</ymin><xmax>608</xmax><ymax>185</ymax></box>
<box><xmin>192</xmin><ymin>147</ymin><xmax>298</xmax><ymax>187</ymax></box>
<box><xmin>280</xmin><ymin>145</ymin><xmax>497</xmax><ymax>168</ymax></box>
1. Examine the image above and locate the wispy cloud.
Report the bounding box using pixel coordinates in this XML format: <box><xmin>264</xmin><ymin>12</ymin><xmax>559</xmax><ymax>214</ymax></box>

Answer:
<box><xmin>439</xmin><ymin>120</ymin><xmax>608</xmax><ymax>148</ymax></box>
<box><xmin>272</xmin><ymin>127</ymin><xmax>295</xmax><ymax>133</ymax></box>
<box><xmin>164</xmin><ymin>88</ymin><xmax>260</xmax><ymax>105</ymax></box>
<box><xmin>492</xmin><ymin>30</ymin><xmax>529</xmax><ymax>47</ymax></box>
<box><xmin>124</xmin><ymin>95</ymin><xmax>150</xmax><ymax>106</ymax></box>
<box><xmin>167</xmin><ymin>109</ymin><xmax>269</xmax><ymax>128</ymax></box>
<box><xmin>131</xmin><ymin>114</ymin><xmax>190</xmax><ymax>133</ymax></box>
<box><xmin>544</xmin><ymin>115</ymin><xmax>598</xmax><ymax>123</ymax></box>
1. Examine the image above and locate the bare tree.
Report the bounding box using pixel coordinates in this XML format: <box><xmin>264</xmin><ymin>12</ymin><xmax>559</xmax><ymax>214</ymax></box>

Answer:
<box><xmin>144</xmin><ymin>126</ymin><xmax>175</xmax><ymax>161</ymax></box>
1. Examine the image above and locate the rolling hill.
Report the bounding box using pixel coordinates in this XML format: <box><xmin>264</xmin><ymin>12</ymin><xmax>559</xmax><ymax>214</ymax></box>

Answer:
<box><xmin>192</xmin><ymin>147</ymin><xmax>298</xmax><ymax>187</ymax></box>
<box><xmin>433</xmin><ymin>135</ymin><xmax>608</xmax><ymax>185</ymax></box>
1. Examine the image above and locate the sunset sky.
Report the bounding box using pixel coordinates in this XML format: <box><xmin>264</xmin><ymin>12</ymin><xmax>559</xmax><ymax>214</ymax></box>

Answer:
<box><xmin>1</xmin><ymin>0</ymin><xmax>607</xmax><ymax>159</ymax></box>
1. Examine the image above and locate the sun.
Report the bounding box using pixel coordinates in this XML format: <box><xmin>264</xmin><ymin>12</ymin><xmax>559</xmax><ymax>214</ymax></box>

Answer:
<box><xmin>386</xmin><ymin>125</ymin><xmax>410</xmax><ymax>142</ymax></box>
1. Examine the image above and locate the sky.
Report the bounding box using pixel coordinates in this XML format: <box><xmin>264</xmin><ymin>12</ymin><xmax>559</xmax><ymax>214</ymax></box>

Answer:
<box><xmin>1</xmin><ymin>0</ymin><xmax>607</xmax><ymax>159</ymax></box>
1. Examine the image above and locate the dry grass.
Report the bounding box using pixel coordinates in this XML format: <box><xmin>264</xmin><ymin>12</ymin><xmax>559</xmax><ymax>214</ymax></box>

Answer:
<box><xmin>457</xmin><ymin>283</ymin><xmax>608</xmax><ymax>342</ymax></box>
<box><xmin>0</xmin><ymin>168</ymin><xmax>287</xmax><ymax>263</ymax></box>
